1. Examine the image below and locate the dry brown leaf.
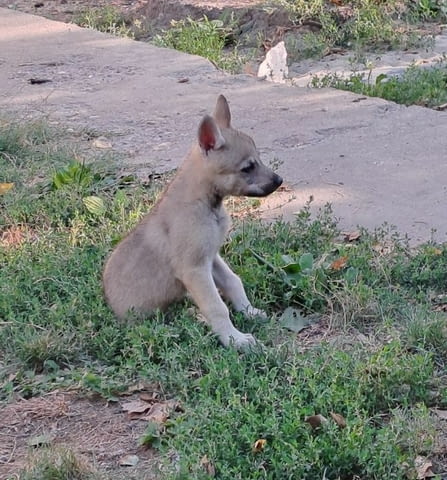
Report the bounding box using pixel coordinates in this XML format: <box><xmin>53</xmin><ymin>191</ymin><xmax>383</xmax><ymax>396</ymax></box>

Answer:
<box><xmin>343</xmin><ymin>230</ymin><xmax>361</xmax><ymax>242</ymax></box>
<box><xmin>330</xmin><ymin>412</ymin><xmax>347</xmax><ymax>429</ymax></box>
<box><xmin>252</xmin><ymin>439</ymin><xmax>267</xmax><ymax>453</ymax></box>
<box><xmin>330</xmin><ymin>256</ymin><xmax>348</xmax><ymax>271</ymax></box>
<box><xmin>415</xmin><ymin>455</ymin><xmax>435</xmax><ymax>479</ymax></box>
<box><xmin>121</xmin><ymin>399</ymin><xmax>152</xmax><ymax>415</ymax></box>
<box><xmin>305</xmin><ymin>414</ymin><xmax>328</xmax><ymax>429</ymax></box>
<box><xmin>200</xmin><ymin>455</ymin><xmax>216</xmax><ymax>477</ymax></box>
<box><xmin>140</xmin><ymin>392</ymin><xmax>158</xmax><ymax>403</ymax></box>
<box><xmin>0</xmin><ymin>182</ymin><xmax>14</xmax><ymax>195</ymax></box>
<box><xmin>142</xmin><ymin>399</ymin><xmax>178</xmax><ymax>424</ymax></box>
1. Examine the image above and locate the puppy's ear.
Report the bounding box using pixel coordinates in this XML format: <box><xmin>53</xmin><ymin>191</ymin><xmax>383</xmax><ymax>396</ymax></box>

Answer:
<box><xmin>198</xmin><ymin>115</ymin><xmax>225</xmax><ymax>153</ymax></box>
<box><xmin>213</xmin><ymin>94</ymin><xmax>231</xmax><ymax>129</ymax></box>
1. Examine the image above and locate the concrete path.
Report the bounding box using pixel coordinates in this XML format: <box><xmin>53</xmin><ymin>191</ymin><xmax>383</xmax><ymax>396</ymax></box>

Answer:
<box><xmin>1</xmin><ymin>8</ymin><xmax>446</xmax><ymax>243</ymax></box>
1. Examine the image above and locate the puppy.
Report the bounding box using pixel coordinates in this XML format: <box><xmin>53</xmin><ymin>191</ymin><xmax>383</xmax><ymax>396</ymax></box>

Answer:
<box><xmin>103</xmin><ymin>95</ymin><xmax>282</xmax><ymax>348</ymax></box>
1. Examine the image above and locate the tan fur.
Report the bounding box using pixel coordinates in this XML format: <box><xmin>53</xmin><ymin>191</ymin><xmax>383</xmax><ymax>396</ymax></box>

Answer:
<box><xmin>103</xmin><ymin>95</ymin><xmax>282</xmax><ymax>349</ymax></box>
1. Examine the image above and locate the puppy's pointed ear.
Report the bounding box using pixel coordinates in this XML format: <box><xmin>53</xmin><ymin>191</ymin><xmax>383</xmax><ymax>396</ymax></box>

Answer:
<box><xmin>198</xmin><ymin>115</ymin><xmax>225</xmax><ymax>153</ymax></box>
<box><xmin>213</xmin><ymin>94</ymin><xmax>231</xmax><ymax>129</ymax></box>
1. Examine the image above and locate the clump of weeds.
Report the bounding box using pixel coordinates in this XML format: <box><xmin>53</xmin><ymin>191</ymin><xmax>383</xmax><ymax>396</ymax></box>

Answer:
<box><xmin>277</xmin><ymin>0</ymin><xmax>441</xmax><ymax>60</ymax></box>
<box><xmin>153</xmin><ymin>15</ymin><xmax>247</xmax><ymax>73</ymax></box>
<box><xmin>310</xmin><ymin>58</ymin><xmax>447</xmax><ymax>109</ymax></box>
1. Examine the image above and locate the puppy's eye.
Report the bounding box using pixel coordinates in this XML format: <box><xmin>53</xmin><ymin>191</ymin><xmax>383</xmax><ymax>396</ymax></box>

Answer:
<box><xmin>240</xmin><ymin>161</ymin><xmax>255</xmax><ymax>173</ymax></box>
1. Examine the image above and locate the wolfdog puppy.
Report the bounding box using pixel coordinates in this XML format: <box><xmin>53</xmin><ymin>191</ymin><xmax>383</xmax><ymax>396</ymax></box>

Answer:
<box><xmin>103</xmin><ymin>95</ymin><xmax>282</xmax><ymax>348</ymax></box>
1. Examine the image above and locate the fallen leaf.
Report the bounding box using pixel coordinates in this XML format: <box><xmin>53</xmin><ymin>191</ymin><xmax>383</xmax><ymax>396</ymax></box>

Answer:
<box><xmin>343</xmin><ymin>230</ymin><xmax>361</xmax><ymax>242</ymax></box>
<box><xmin>252</xmin><ymin>439</ymin><xmax>267</xmax><ymax>453</ymax></box>
<box><xmin>200</xmin><ymin>455</ymin><xmax>216</xmax><ymax>476</ymax></box>
<box><xmin>140</xmin><ymin>392</ymin><xmax>158</xmax><ymax>402</ymax></box>
<box><xmin>279</xmin><ymin>307</ymin><xmax>318</xmax><ymax>333</ymax></box>
<box><xmin>330</xmin><ymin>256</ymin><xmax>348</xmax><ymax>271</ymax></box>
<box><xmin>330</xmin><ymin>412</ymin><xmax>347</xmax><ymax>428</ymax></box>
<box><xmin>121</xmin><ymin>399</ymin><xmax>152</xmax><ymax>415</ymax></box>
<box><xmin>142</xmin><ymin>399</ymin><xmax>178</xmax><ymax>424</ymax></box>
<box><xmin>305</xmin><ymin>414</ymin><xmax>328</xmax><ymax>429</ymax></box>
<box><xmin>415</xmin><ymin>455</ymin><xmax>435</xmax><ymax>479</ymax></box>
<box><xmin>0</xmin><ymin>182</ymin><xmax>14</xmax><ymax>195</ymax></box>
<box><xmin>119</xmin><ymin>454</ymin><xmax>139</xmax><ymax>467</ymax></box>
<box><xmin>83</xmin><ymin>196</ymin><xmax>106</xmax><ymax>216</ymax></box>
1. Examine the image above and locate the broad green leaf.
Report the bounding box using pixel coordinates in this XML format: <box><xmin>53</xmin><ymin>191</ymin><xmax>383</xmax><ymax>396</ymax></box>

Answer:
<box><xmin>299</xmin><ymin>253</ymin><xmax>314</xmax><ymax>272</ymax></box>
<box><xmin>375</xmin><ymin>73</ymin><xmax>388</xmax><ymax>85</ymax></box>
<box><xmin>83</xmin><ymin>196</ymin><xmax>106</xmax><ymax>216</ymax></box>
<box><xmin>279</xmin><ymin>307</ymin><xmax>309</xmax><ymax>333</ymax></box>
<box><xmin>344</xmin><ymin>266</ymin><xmax>359</xmax><ymax>285</ymax></box>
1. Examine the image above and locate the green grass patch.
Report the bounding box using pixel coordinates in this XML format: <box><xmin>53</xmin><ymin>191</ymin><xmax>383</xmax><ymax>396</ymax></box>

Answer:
<box><xmin>279</xmin><ymin>0</ymin><xmax>440</xmax><ymax>60</ymax></box>
<box><xmin>1</xmin><ymin>119</ymin><xmax>447</xmax><ymax>479</ymax></box>
<box><xmin>74</xmin><ymin>6</ymin><xmax>140</xmax><ymax>38</ymax></box>
<box><xmin>153</xmin><ymin>16</ymin><xmax>246</xmax><ymax>73</ymax></box>
<box><xmin>311</xmin><ymin>60</ymin><xmax>447</xmax><ymax>108</ymax></box>
<box><xmin>18</xmin><ymin>446</ymin><xmax>101</xmax><ymax>480</ymax></box>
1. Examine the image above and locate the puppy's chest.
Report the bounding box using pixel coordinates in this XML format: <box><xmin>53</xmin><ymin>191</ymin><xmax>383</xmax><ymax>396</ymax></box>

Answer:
<box><xmin>212</xmin><ymin>206</ymin><xmax>231</xmax><ymax>243</ymax></box>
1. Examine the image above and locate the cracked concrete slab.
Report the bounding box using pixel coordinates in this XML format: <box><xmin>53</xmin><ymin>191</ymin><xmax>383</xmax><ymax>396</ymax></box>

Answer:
<box><xmin>1</xmin><ymin>8</ymin><xmax>446</xmax><ymax>243</ymax></box>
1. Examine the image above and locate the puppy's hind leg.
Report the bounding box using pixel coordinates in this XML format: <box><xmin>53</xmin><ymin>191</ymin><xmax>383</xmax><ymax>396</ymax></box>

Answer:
<box><xmin>181</xmin><ymin>265</ymin><xmax>256</xmax><ymax>349</ymax></box>
<box><xmin>212</xmin><ymin>255</ymin><xmax>267</xmax><ymax>319</ymax></box>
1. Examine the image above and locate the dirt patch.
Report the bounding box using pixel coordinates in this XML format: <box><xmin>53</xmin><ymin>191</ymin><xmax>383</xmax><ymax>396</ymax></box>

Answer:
<box><xmin>0</xmin><ymin>0</ymin><xmax>291</xmax><ymax>38</ymax></box>
<box><xmin>0</xmin><ymin>390</ymin><xmax>165</xmax><ymax>479</ymax></box>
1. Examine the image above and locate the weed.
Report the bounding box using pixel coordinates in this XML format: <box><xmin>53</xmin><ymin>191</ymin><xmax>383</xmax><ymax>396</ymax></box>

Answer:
<box><xmin>279</xmin><ymin>0</ymin><xmax>434</xmax><ymax>60</ymax></box>
<box><xmin>407</xmin><ymin>0</ymin><xmax>447</xmax><ymax>22</ymax></box>
<box><xmin>310</xmin><ymin>60</ymin><xmax>447</xmax><ymax>109</ymax></box>
<box><xmin>74</xmin><ymin>6</ymin><xmax>135</xmax><ymax>38</ymax></box>
<box><xmin>19</xmin><ymin>446</ymin><xmax>100</xmax><ymax>480</ymax></box>
<box><xmin>153</xmin><ymin>16</ymin><xmax>245</xmax><ymax>73</ymax></box>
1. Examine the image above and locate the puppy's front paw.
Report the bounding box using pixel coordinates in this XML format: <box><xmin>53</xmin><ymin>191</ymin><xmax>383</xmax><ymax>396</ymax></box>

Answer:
<box><xmin>220</xmin><ymin>329</ymin><xmax>256</xmax><ymax>350</ymax></box>
<box><xmin>245</xmin><ymin>306</ymin><xmax>267</xmax><ymax>319</ymax></box>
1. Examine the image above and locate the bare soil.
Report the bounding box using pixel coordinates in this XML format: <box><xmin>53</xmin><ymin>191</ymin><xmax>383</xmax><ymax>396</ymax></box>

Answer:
<box><xmin>0</xmin><ymin>0</ymin><xmax>291</xmax><ymax>40</ymax></box>
<box><xmin>0</xmin><ymin>388</ymin><xmax>173</xmax><ymax>479</ymax></box>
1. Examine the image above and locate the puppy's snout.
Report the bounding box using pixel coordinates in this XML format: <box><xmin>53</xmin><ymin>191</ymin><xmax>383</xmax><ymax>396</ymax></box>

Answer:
<box><xmin>273</xmin><ymin>173</ymin><xmax>283</xmax><ymax>189</ymax></box>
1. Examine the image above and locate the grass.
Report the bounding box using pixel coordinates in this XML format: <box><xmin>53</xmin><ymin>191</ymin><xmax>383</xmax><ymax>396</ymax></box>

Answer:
<box><xmin>1</xmin><ymin>118</ymin><xmax>447</xmax><ymax>479</ymax></box>
<box><xmin>153</xmin><ymin>16</ymin><xmax>246</xmax><ymax>73</ymax></box>
<box><xmin>310</xmin><ymin>59</ymin><xmax>447</xmax><ymax>109</ymax></box>
<box><xmin>74</xmin><ymin>5</ymin><xmax>142</xmax><ymax>39</ymax></box>
<box><xmin>280</xmin><ymin>0</ymin><xmax>444</xmax><ymax>60</ymax></box>
<box><xmin>19</xmin><ymin>447</ymin><xmax>101</xmax><ymax>480</ymax></box>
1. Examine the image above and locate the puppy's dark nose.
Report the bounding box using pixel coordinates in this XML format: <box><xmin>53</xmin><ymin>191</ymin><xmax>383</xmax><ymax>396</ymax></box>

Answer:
<box><xmin>274</xmin><ymin>174</ymin><xmax>283</xmax><ymax>188</ymax></box>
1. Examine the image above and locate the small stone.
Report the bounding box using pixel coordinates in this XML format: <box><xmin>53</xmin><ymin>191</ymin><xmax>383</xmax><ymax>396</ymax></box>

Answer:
<box><xmin>92</xmin><ymin>136</ymin><xmax>112</xmax><ymax>149</ymax></box>
<box><xmin>119</xmin><ymin>454</ymin><xmax>139</xmax><ymax>467</ymax></box>
<box><xmin>257</xmin><ymin>41</ymin><xmax>288</xmax><ymax>84</ymax></box>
